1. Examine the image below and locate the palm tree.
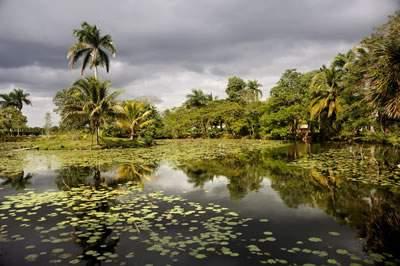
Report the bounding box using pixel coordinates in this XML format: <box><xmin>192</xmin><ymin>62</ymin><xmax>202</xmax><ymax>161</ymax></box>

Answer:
<box><xmin>331</xmin><ymin>50</ymin><xmax>356</xmax><ymax>72</ymax></box>
<box><xmin>0</xmin><ymin>88</ymin><xmax>31</xmax><ymax>110</ymax></box>
<box><xmin>67</xmin><ymin>22</ymin><xmax>116</xmax><ymax>79</ymax></box>
<box><xmin>115</xmin><ymin>100</ymin><xmax>155</xmax><ymax>140</ymax></box>
<box><xmin>63</xmin><ymin>77</ymin><xmax>119</xmax><ymax>145</ymax></box>
<box><xmin>310</xmin><ymin>65</ymin><xmax>343</xmax><ymax>120</ymax></box>
<box><xmin>309</xmin><ymin>65</ymin><xmax>343</xmax><ymax>137</ymax></box>
<box><xmin>366</xmin><ymin>39</ymin><xmax>400</xmax><ymax>120</ymax></box>
<box><xmin>245</xmin><ymin>80</ymin><xmax>263</xmax><ymax>102</ymax></box>
<box><xmin>184</xmin><ymin>89</ymin><xmax>213</xmax><ymax>108</ymax></box>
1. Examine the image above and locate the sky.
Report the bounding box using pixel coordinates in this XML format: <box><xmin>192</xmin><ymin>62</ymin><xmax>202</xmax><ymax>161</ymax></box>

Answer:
<box><xmin>0</xmin><ymin>0</ymin><xmax>399</xmax><ymax>126</ymax></box>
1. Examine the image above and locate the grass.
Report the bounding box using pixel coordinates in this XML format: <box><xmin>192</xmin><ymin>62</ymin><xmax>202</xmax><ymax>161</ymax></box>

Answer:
<box><xmin>0</xmin><ymin>133</ymin><xmax>146</xmax><ymax>151</ymax></box>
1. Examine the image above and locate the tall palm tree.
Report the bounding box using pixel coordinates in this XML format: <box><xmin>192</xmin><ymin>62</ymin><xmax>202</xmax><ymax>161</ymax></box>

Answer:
<box><xmin>366</xmin><ymin>39</ymin><xmax>400</xmax><ymax>120</ymax></box>
<box><xmin>67</xmin><ymin>22</ymin><xmax>116</xmax><ymax>79</ymax></box>
<box><xmin>184</xmin><ymin>89</ymin><xmax>213</xmax><ymax>108</ymax></box>
<box><xmin>0</xmin><ymin>88</ymin><xmax>31</xmax><ymax>110</ymax></box>
<box><xmin>63</xmin><ymin>77</ymin><xmax>119</xmax><ymax>145</ymax></box>
<box><xmin>245</xmin><ymin>80</ymin><xmax>263</xmax><ymax>102</ymax></box>
<box><xmin>115</xmin><ymin>100</ymin><xmax>155</xmax><ymax>140</ymax></box>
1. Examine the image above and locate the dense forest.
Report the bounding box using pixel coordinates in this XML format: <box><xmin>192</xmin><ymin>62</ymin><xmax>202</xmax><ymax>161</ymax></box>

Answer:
<box><xmin>1</xmin><ymin>12</ymin><xmax>400</xmax><ymax>145</ymax></box>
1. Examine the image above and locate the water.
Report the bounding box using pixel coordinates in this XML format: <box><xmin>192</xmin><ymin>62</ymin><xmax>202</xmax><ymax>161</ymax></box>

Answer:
<box><xmin>0</xmin><ymin>142</ymin><xmax>399</xmax><ymax>265</ymax></box>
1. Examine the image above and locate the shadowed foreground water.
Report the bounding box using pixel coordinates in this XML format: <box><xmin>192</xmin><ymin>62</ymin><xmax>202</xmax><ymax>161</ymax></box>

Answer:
<box><xmin>0</xmin><ymin>143</ymin><xmax>399</xmax><ymax>266</ymax></box>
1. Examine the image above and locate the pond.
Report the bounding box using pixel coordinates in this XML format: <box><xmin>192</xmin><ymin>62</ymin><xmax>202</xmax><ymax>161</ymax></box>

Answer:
<box><xmin>0</xmin><ymin>141</ymin><xmax>399</xmax><ymax>265</ymax></box>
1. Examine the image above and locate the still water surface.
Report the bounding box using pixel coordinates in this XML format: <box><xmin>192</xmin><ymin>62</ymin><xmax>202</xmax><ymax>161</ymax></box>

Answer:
<box><xmin>0</xmin><ymin>143</ymin><xmax>399</xmax><ymax>265</ymax></box>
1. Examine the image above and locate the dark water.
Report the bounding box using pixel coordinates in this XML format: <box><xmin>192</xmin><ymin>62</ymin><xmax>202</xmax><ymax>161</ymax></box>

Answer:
<box><xmin>0</xmin><ymin>143</ymin><xmax>400</xmax><ymax>266</ymax></box>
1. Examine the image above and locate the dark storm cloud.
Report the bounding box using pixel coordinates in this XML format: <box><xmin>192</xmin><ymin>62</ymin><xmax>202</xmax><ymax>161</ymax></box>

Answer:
<box><xmin>0</xmin><ymin>0</ymin><xmax>398</xmax><ymax>125</ymax></box>
<box><xmin>0</xmin><ymin>39</ymin><xmax>66</xmax><ymax>68</ymax></box>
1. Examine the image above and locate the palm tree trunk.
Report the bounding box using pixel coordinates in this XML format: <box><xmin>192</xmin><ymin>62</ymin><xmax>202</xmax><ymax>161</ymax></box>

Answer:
<box><xmin>130</xmin><ymin>126</ymin><xmax>135</xmax><ymax>140</ymax></box>
<box><xmin>96</xmin><ymin>126</ymin><xmax>100</xmax><ymax>145</ymax></box>
<box><xmin>94</xmin><ymin>66</ymin><xmax>98</xmax><ymax>80</ymax></box>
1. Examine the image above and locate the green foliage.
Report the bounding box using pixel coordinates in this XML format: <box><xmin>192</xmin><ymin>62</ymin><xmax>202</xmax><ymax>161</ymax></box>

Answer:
<box><xmin>57</xmin><ymin>77</ymin><xmax>119</xmax><ymax>144</ymax></box>
<box><xmin>162</xmin><ymin>100</ymin><xmax>265</xmax><ymax>139</ymax></box>
<box><xmin>114</xmin><ymin>100</ymin><xmax>157</xmax><ymax>141</ymax></box>
<box><xmin>226</xmin><ymin>76</ymin><xmax>246</xmax><ymax>102</ymax></box>
<box><xmin>184</xmin><ymin>89</ymin><xmax>213</xmax><ymax>108</ymax></box>
<box><xmin>260</xmin><ymin>69</ymin><xmax>313</xmax><ymax>139</ymax></box>
<box><xmin>0</xmin><ymin>107</ymin><xmax>28</xmax><ymax>130</ymax></box>
<box><xmin>365</xmin><ymin>38</ymin><xmax>400</xmax><ymax>120</ymax></box>
<box><xmin>262</xmin><ymin>12</ymin><xmax>400</xmax><ymax>142</ymax></box>
<box><xmin>225</xmin><ymin>77</ymin><xmax>263</xmax><ymax>103</ymax></box>
<box><xmin>243</xmin><ymin>80</ymin><xmax>263</xmax><ymax>103</ymax></box>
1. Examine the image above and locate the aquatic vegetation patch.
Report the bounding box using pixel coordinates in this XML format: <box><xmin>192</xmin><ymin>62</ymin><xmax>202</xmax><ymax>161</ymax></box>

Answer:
<box><xmin>0</xmin><ymin>184</ymin><xmax>254</xmax><ymax>264</ymax></box>
<box><xmin>0</xmin><ymin>139</ymin><xmax>286</xmax><ymax>180</ymax></box>
<box><xmin>291</xmin><ymin>146</ymin><xmax>400</xmax><ymax>188</ymax></box>
<box><xmin>0</xmin><ymin>184</ymin><xmax>398</xmax><ymax>265</ymax></box>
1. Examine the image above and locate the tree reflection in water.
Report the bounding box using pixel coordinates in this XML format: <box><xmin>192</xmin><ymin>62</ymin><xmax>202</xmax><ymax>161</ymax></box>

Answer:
<box><xmin>70</xmin><ymin>189</ymin><xmax>119</xmax><ymax>266</ymax></box>
<box><xmin>176</xmin><ymin>144</ymin><xmax>400</xmax><ymax>256</ymax></box>
<box><xmin>55</xmin><ymin>162</ymin><xmax>158</xmax><ymax>265</ymax></box>
<box><xmin>55</xmin><ymin>162</ymin><xmax>159</xmax><ymax>190</ymax></box>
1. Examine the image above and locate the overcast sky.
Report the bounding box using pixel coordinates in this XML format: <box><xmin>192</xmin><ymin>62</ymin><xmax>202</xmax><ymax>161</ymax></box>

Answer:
<box><xmin>0</xmin><ymin>0</ymin><xmax>398</xmax><ymax>126</ymax></box>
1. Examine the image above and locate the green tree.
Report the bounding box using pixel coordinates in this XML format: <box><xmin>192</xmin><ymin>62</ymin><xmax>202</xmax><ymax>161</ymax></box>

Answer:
<box><xmin>0</xmin><ymin>107</ymin><xmax>27</xmax><ymax>130</ymax></box>
<box><xmin>261</xmin><ymin>69</ymin><xmax>312</xmax><ymax>139</ymax></box>
<box><xmin>0</xmin><ymin>88</ymin><xmax>31</xmax><ymax>111</ymax></box>
<box><xmin>54</xmin><ymin>88</ymin><xmax>89</xmax><ymax>129</ymax></box>
<box><xmin>184</xmin><ymin>89</ymin><xmax>213</xmax><ymax>108</ymax></box>
<box><xmin>244</xmin><ymin>80</ymin><xmax>263</xmax><ymax>102</ymax></box>
<box><xmin>115</xmin><ymin>100</ymin><xmax>155</xmax><ymax>140</ymax></box>
<box><xmin>67</xmin><ymin>22</ymin><xmax>116</xmax><ymax>79</ymax></box>
<box><xmin>335</xmin><ymin>49</ymin><xmax>376</xmax><ymax>137</ymax></box>
<box><xmin>366</xmin><ymin>39</ymin><xmax>400</xmax><ymax>120</ymax></box>
<box><xmin>226</xmin><ymin>76</ymin><xmax>246</xmax><ymax>102</ymax></box>
<box><xmin>309</xmin><ymin>65</ymin><xmax>343</xmax><ymax>137</ymax></box>
<box><xmin>62</xmin><ymin>77</ymin><xmax>119</xmax><ymax>145</ymax></box>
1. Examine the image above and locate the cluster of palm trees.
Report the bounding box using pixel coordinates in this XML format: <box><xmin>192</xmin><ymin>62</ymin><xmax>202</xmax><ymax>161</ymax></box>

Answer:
<box><xmin>308</xmin><ymin>34</ymin><xmax>400</xmax><ymax>137</ymax></box>
<box><xmin>61</xmin><ymin>22</ymin><xmax>154</xmax><ymax>145</ymax></box>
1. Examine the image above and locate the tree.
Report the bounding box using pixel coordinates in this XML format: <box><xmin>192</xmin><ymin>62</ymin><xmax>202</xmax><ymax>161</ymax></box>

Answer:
<box><xmin>366</xmin><ymin>39</ymin><xmax>400</xmax><ymax>120</ymax></box>
<box><xmin>244</xmin><ymin>80</ymin><xmax>263</xmax><ymax>102</ymax></box>
<box><xmin>0</xmin><ymin>88</ymin><xmax>32</xmax><ymax>110</ymax></box>
<box><xmin>226</xmin><ymin>76</ymin><xmax>246</xmax><ymax>102</ymax></box>
<box><xmin>62</xmin><ymin>77</ymin><xmax>119</xmax><ymax>144</ymax></box>
<box><xmin>115</xmin><ymin>100</ymin><xmax>155</xmax><ymax>140</ymax></box>
<box><xmin>309</xmin><ymin>65</ymin><xmax>343</xmax><ymax>137</ymax></box>
<box><xmin>54</xmin><ymin>88</ymin><xmax>89</xmax><ymax>129</ymax></box>
<box><xmin>0</xmin><ymin>107</ymin><xmax>27</xmax><ymax>131</ymax></box>
<box><xmin>184</xmin><ymin>89</ymin><xmax>213</xmax><ymax>108</ymax></box>
<box><xmin>261</xmin><ymin>69</ymin><xmax>313</xmax><ymax>139</ymax></box>
<box><xmin>67</xmin><ymin>22</ymin><xmax>116</xmax><ymax>79</ymax></box>
<box><xmin>44</xmin><ymin>112</ymin><xmax>52</xmax><ymax>136</ymax></box>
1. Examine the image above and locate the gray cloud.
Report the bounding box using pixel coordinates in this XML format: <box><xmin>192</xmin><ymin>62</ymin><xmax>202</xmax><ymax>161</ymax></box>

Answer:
<box><xmin>0</xmin><ymin>0</ymin><xmax>398</xmax><ymax>126</ymax></box>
